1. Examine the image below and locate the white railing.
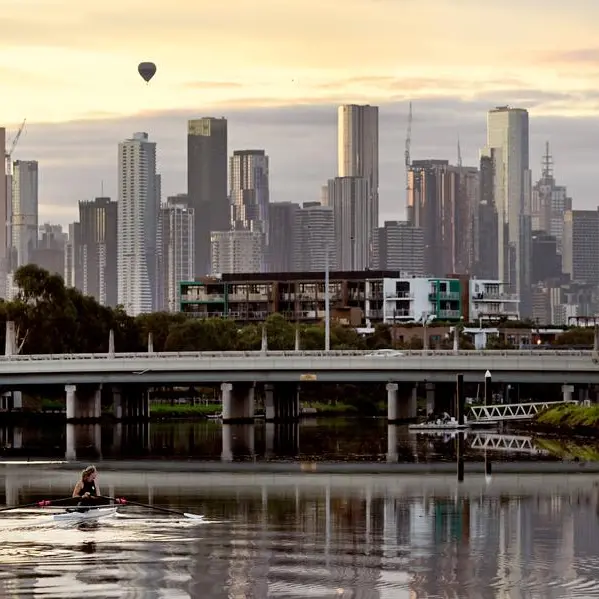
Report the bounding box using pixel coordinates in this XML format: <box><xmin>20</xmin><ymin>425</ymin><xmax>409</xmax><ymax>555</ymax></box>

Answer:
<box><xmin>0</xmin><ymin>350</ymin><xmax>593</xmax><ymax>361</ymax></box>
<box><xmin>469</xmin><ymin>433</ymin><xmax>548</xmax><ymax>454</ymax></box>
<box><xmin>468</xmin><ymin>400</ymin><xmax>577</xmax><ymax>422</ymax></box>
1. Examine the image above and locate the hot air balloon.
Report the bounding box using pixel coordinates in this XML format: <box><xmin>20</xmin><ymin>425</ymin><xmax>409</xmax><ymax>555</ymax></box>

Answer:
<box><xmin>138</xmin><ymin>62</ymin><xmax>157</xmax><ymax>83</ymax></box>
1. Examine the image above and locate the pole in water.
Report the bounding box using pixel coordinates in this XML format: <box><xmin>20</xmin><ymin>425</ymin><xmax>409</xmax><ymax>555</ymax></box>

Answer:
<box><xmin>456</xmin><ymin>431</ymin><xmax>465</xmax><ymax>483</ymax></box>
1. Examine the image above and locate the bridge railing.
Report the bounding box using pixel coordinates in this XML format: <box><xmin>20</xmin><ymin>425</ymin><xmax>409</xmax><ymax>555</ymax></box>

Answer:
<box><xmin>0</xmin><ymin>349</ymin><xmax>593</xmax><ymax>361</ymax></box>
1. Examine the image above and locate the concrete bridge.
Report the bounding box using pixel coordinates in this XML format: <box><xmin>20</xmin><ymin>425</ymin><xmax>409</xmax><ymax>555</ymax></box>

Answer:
<box><xmin>0</xmin><ymin>349</ymin><xmax>594</xmax><ymax>423</ymax></box>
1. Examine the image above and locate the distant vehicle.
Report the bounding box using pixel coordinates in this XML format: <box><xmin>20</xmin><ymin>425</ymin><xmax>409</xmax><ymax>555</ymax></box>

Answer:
<box><xmin>364</xmin><ymin>349</ymin><xmax>405</xmax><ymax>357</ymax></box>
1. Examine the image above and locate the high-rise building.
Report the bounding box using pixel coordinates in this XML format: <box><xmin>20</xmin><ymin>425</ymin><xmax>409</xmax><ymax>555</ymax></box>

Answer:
<box><xmin>187</xmin><ymin>117</ymin><xmax>228</xmax><ymax>277</ymax></box>
<box><xmin>338</xmin><ymin>105</ymin><xmax>379</xmax><ymax>258</ymax></box>
<box><xmin>531</xmin><ymin>143</ymin><xmax>571</xmax><ymax>253</ymax></box>
<box><xmin>531</xmin><ymin>231</ymin><xmax>562</xmax><ymax>285</ymax></box>
<box><xmin>474</xmin><ymin>153</ymin><xmax>499</xmax><ymax>279</ymax></box>
<box><xmin>372</xmin><ymin>221</ymin><xmax>425</xmax><ymax>274</ymax></box>
<box><xmin>11</xmin><ymin>160</ymin><xmax>38</xmax><ymax>268</ymax></box>
<box><xmin>64</xmin><ymin>222</ymin><xmax>79</xmax><ymax>288</ymax></box>
<box><xmin>483</xmin><ymin>106</ymin><xmax>532</xmax><ymax>315</ymax></box>
<box><xmin>73</xmin><ymin>198</ymin><xmax>119</xmax><ymax>307</ymax></box>
<box><xmin>230</xmin><ymin>149</ymin><xmax>269</xmax><ymax>235</ymax></box>
<box><xmin>268</xmin><ymin>202</ymin><xmax>299</xmax><ymax>272</ymax></box>
<box><xmin>293</xmin><ymin>202</ymin><xmax>336</xmax><ymax>272</ymax></box>
<box><xmin>161</xmin><ymin>195</ymin><xmax>194</xmax><ymax>312</ymax></box>
<box><xmin>562</xmin><ymin>209</ymin><xmax>599</xmax><ymax>286</ymax></box>
<box><xmin>210</xmin><ymin>230</ymin><xmax>263</xmax><ymax>274</ymax></box>
<box><xmin>31</xmin><ymin>223</ymin><xmax>67</xmax><ymax>278</ymax></box>
<box><xmin>117</xmin><ymin>132</ymin><xmax>161</xmax><ymax>315</ymax></box>
<box><xmin>327</xmin><ymin>176</ymin><xmax>370</xmax><ymax>271</ymax></box>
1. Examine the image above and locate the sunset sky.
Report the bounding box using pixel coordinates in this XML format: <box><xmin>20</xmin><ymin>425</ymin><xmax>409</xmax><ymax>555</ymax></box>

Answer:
<box><xmin>3</xmin><ymin>0</ymin><xmax>599</xmax><ymax>224</ymax></box>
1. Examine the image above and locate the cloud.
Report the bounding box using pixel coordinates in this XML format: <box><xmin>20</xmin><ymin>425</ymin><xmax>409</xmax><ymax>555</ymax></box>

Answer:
<box><xmin>542</xmin><ymin>48</ymin><xmax>599</xmax><ymax>64</ymax></box>
<box><xmin>182</xmin><ymin>81</ymin><xmax>245</xmax><ymax>90</ymax></box>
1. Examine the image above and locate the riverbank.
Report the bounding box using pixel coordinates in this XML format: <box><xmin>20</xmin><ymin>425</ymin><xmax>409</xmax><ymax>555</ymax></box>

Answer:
<box><xmin>518</xmin><ymin>404</ymin><xmax>599</xmax><ymax>438</ymax></box>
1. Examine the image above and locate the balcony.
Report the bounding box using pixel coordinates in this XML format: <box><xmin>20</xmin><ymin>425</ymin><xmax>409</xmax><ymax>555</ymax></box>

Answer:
<box><xmin>437</xmin><ymin>309</ymin><xmax>461</xmax><ymax>319</ymax></box>
<box><xmin>181</xmin><ymin>293</ymin><xmax>225</xmax><ymax>303</ymax></box>
<box><xmin>385</xmin><ymin>292</ymin><xmax>413</xmax><ymax>299</ymax></box>
<box><xmin>472</xmin><ymin>292</ymin><xmax>519</xmax><ymax>302</ymax></box>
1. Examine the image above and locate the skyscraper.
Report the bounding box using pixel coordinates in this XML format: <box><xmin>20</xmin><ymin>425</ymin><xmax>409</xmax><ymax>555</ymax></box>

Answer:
<box><xmin>117</xmin><ymin>132</ymin><xmax>160</xmax><ymax>315</ymax></box>
<box><xmin>268</xmin><ymin>202</ymin><xmax>299</xmax><ymax>272</ymax></box>
<box><xmin>161</xmin><ymin>195</ymin><xmax>195</xmax><ymax>312</ymax></box>
<box><xmin>210</xmin><ymin>230</ymin><xmax>263</xmax><ymax>274</ymax></box>
<box><xmin>77</xmin><ymin>198</ymin><xmax>118</xmax><ymax>306</ymax></box>
<box><xmin>484</xmin><ymin>106</ymin><xmax>532</xmax><ymax>315</ymax></box>
<box><xmin>338</xmin><ymin>105</ymin><xmax>379</xmax><ymax>259</ymax></box>
<box><xmin>293</xmin><ymin>202</ymin><xmax>336</xmax><ymax>272</ymax></box>
<box><xmin>327</xmin><ymin>176</ymin><xmax>370</xmax><ymax>271</ymax></box>
<box><xmin>372</xmin><ymin>221</ymin><xmax>424</xmax><ymax>274</ymax></box>
<box><xmin>11</xmin><ymin>160</ymin><xmax>38</xmax><ymax>268</ymax></box>
<box><xmin>230</xmin><ymin>149</ymin><xmax>270</xmax><ymax>235</ymax></box>
<box><xmin>187</xmin><ymin>117</ymin><xmax>228</xmax><ymax>277</ymax></box>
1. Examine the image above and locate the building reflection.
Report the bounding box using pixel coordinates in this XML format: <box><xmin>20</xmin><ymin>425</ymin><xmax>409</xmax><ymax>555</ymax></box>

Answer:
<box><xmin>0</xmin><ymin>473</ymin><xmax>598</xmax><ymax>597</ymax></box>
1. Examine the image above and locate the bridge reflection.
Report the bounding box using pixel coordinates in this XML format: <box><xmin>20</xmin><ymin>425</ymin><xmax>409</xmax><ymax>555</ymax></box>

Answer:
<box><xmin>0</xmin><ymin>422</ymin><xmax>565</xmax><ymax>464</ymax></box>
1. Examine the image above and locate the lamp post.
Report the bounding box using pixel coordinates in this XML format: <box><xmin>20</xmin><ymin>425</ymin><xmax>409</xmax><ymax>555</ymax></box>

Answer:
<box><xmin>325</xmin><ymin>243</ymin><xmax>330</xmax><ymax>352</ymax></box>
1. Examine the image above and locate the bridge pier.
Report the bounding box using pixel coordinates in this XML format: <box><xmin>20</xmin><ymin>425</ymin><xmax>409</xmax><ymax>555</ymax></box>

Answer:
<box><xmin>562</xmin><ymin>384</ymin><xmax>574</xmax><ymax>403</ymax></box>
<box><xmin>387</xmin><ymin>383</ymin><xmax>417</xmax><ymax>422</ymax></box>
<box><xmin>111</xmin><ymin>386</ymin><xmax>150</xmax><ymax>421</ymax></box>
<box><xmin>265</xmin><ymin>422</ymin><xmax>299</xmax><ymax>457</ymax></box>
<box><xmin>221</xmin><ymin>382</ymin><xmax>255</xmax><ymax>423</ymax></box>
<box><xmin>387</xmin><ymin>424</ymin><xmax>398</xmax><ymax>462</ymax></box>
<box><xmin>65</xmin><ymin>384</ymin><xmax>102</xmax><ymax>422</ymax></box>
<box><xmin>262</xmin><ymin>383</ymin><xmax>299</xmax><ymax>422</ymax></box>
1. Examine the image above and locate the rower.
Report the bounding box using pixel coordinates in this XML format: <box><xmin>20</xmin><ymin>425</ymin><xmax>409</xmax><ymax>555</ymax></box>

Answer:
<box><xmin>72</xmin><ymin>465</ymin><xmax>101</xmax><ymax>509</ymax></box>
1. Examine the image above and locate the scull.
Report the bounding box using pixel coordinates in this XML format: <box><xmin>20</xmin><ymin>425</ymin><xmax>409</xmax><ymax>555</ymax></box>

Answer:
<box><xmin>52</xmin><ymin>506</ymin><xmax>118</xmax><ymax>523</ymax></box>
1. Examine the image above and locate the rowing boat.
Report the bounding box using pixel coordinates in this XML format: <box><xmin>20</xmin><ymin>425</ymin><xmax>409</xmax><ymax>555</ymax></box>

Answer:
<box><xmin>53</xmin><ymin>506</ymin><xmax>118</xmax><ymax>523</ymax></box>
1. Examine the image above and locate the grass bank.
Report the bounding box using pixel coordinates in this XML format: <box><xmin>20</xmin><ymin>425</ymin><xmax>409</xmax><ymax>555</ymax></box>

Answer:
<box><xmin>532</xmin><ymin>404</ymin><xmax>599</xmax><ymax>436</ymax></box>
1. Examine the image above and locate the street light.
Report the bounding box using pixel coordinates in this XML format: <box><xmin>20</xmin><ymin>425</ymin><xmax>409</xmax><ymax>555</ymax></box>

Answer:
<box><xmin>325</xmin><ymin>243</ymin><xmax>330</xmax><ymax>352</ymax></box>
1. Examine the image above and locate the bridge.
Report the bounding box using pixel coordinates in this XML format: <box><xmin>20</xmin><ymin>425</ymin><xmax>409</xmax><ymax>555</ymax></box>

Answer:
<box><xmin>0</xmin><ymin>349</ymin><xmax>595</xmax><ymax>385</ymax></box>
<box><xmin>468</xmin><ymin>400</ymin><xmax>577</xmax><ymax>423</ymax></box>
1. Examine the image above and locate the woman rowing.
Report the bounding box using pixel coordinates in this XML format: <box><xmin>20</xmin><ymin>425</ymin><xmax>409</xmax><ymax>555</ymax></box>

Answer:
<box><xmin>72</xmin><ymin>465</ymin><xmax>101</xmax><ymax>507</ymax></box>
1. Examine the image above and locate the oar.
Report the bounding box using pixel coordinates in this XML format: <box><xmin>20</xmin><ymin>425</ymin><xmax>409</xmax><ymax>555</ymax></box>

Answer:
<box><xmin>0</xmin><ymin>496</ymin><xmax>75</xmax><ymax>513</ymax></box>
<box><xmin>100</xmin><ymin>496</ymin><xmax>204</xmax><ymax>520</ymax></box>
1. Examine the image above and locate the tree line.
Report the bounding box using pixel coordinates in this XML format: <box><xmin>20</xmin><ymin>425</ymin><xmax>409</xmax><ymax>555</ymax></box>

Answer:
<box><xmin>0</xmin><ymin>265</ymin><xmax>592</xmax><ymax>355</ymax></box>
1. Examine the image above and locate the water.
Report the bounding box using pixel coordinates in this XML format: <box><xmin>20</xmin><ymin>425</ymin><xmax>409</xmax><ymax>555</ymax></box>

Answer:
<box><xmin>3</xmin><ymin>419</ymin><xmax>597</xmax><ymax>462</ymax></box>
<box><xmin>1</xmin><ymin>471</ymin><xmax>599</xmax><ymax>597</ymax></box>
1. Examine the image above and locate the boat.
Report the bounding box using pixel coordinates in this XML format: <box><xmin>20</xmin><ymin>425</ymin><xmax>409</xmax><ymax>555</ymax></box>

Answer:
<box><xmin>52</xmin><ymin>506</ymin><xmax>118</xmax><ymax>523</ymax></box>
<box><xmin>409</xmin><ymin>416</ymin><xmax>470</xmax><ymax>432</ymax></box>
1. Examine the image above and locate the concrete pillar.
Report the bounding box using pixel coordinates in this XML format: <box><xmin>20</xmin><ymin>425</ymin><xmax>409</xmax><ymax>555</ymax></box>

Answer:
<box><xmin>386</xmin><ymin>383</ymin><xmax>399</xmax><ymax>422</ymax></box>
<box><xmin>11</xmin><ymin>428</ymin><xmax>22</xmax><ymax>449</ymax></box>
<box><xmin>426</xmin><ymin>383</ymin><xmax>435</xmax><ymax>415</ymax></box>
<box><xmin>108</xmin><ymin>329</ymin><xmax>115</xmax><ymax>356</ymax></box>
<box><xmin>409</xmin><ymin>385</ymin><xmax>418</xmax><ymax>419</ymax></box>
<box><xmin>65</xmin><ymin>385</ymin><xmax>77</xmax><ymax>421</ymax></box>
<box><xmin>221</xmin><ymin>383</ymin><xmax>233</xmax><ymax>421</ymax></box>
<box><xmin>264</xmin><ymin>384</ymin><xmax>275</xmax><ymax>421</ymax></box>
<box><xmin>113</xmin><ymin>388</ymin><xmax>122</xmax><ymax>420</ymax></box>
<box><xmin>246</xmin><ymin>384</ymin><xmax>255</xmax><ymax>420</ymax></box>
<box><xmin>387</xmin><ymin>424</ymin><xmax>398</xmax><ymax>462</ymax></box>
<box><xmin>147</xmin><ymin>332</ymin><xmax>154</xmax><ymax>353</ymax></box>
<box><xmin>562</xmin><ymin>384</ymin><xmax>574</xmax><ymax>403</ymax></box>
<box><xmin>4</xmin><ymin>320</ymin><xmax>15</xmax><ymax>356</ymax></box>
<box><xmin>12</xmin><ymin>391</ymin><xmax>22</xmax><ymax>410</ymax></box>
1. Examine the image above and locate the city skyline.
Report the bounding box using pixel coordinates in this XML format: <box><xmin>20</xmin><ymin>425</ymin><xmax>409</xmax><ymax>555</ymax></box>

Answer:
<box><xmin>4</xmin><ymin>0</ymin><xmax>599</xmax><ymax>225</ymax></box>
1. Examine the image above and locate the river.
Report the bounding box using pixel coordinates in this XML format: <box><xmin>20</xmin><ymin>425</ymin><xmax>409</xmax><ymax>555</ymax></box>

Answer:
<box><xmin>0</xmin><ymin>419</ymin><xmax>599</xmax><ymax>597</ymax></box>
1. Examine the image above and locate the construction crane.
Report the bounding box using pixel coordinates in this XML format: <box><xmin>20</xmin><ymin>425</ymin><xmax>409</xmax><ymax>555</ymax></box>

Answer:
<box><xmin>404</xmin><ymin>102</ymin><xmax>412</xmax><ymax>202</ymax></box>
<box><xmin>5</xmin><ymin>119</ymin><xmax>26</xmax><ymax>177</ymax></box>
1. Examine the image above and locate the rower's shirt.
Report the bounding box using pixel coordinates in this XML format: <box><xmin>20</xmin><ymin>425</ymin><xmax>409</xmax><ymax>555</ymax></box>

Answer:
<box><xmin>79</xmin><ymin>480</ymin><xmax>96</xmax><ymax>497</ymax></box>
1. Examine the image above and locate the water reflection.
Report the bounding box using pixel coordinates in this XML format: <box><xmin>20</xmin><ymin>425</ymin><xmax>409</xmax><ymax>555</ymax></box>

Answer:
<box><xmin>1</xmin><ymin>420</ymin><xmax>597</xmax><ymax>463</ymax></box>
<box><xmin>0</xmin><ymin>472</ymin><xmax>599</xmax><ymax>597</ymax></box>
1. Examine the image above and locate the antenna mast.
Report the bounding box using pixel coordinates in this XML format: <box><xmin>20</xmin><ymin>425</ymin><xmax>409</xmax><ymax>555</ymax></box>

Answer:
<box><xmin>404</xmin><ymin>102</ymin><xmax>412</xmax><ymax>209</ymax></box>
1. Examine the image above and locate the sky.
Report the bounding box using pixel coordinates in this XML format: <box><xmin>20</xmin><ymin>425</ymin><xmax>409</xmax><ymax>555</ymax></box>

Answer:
<box><xmin>3</xmin><ymin>0</ymin><xmax>599</xmax><ymax>227</ymax></box>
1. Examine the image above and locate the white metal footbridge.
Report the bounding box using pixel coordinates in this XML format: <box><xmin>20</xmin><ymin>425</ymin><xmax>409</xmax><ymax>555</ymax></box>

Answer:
<box><xmin>468</xmin><ymin>400</ymin><xmax>577</xmax><ymax>423</ymax></box>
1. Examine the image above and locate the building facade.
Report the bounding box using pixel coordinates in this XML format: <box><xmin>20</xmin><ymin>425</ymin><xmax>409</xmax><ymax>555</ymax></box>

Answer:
<box><xmin>293</xmin><ymin>202</ymin><xmax>336</xmax><ymax>272</ymax></box>
<box><xmin>187</xmin><ymin>117</ymin><xmax>228</xmax><ymax>277</ymax></box>
<box><xmin>338</xmin><ymin>104</ymin><xmax>379</xmax><ymax>261</ymax></box>
<box><xmin>483</xmin><ymin>106</ymin><xmax>532</xmax><ymax>315</ymax></box>
<box><xmin>327</xmin><ymin>176</ymin><xmax>370</xmax><ymax>271</ymax></box>
<box><xmin>562</xmin><ymin>209</ymin><xmax>599</xmax><ymax>285</ymax></box>
<box><xmin>210</xmin><ymin>230</ymin><xmax>263</xmax><ymax>275</ymax></box>
<box><xmin>267</xmin><ymin>202</ymin><xmax>299</xmax><ymax>273</ymax></box>
<box><xmin>11</xmin><ymin>160</ymin><xmax>38</xmax><ymax>268</ymax></box>
<box><xmin>230</xmin><ymin>149</ymin><xmax>269</xmax><ymax>236</ymax></box>
<box><xmin>161</xmin><ymin>195</ymin><xmax>195</xmax><ymax>312</ymax></box>
<box><xmin>372</xmin><ymin>220</ymin><xmax>425</xmax><ymax>274</ymax></box>
<box><xmin>117</xmin><ymin>132</ymin><xmax>161</xmax><ymax>315</ymax></box>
